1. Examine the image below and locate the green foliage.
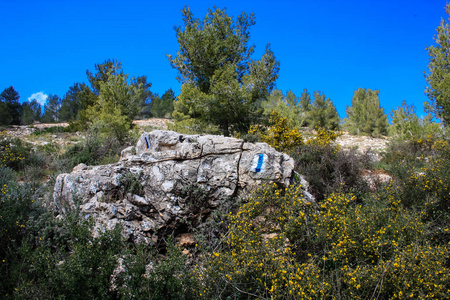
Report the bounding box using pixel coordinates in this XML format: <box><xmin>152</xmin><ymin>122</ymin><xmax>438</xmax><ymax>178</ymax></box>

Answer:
<box><xmin>167</xmin><ymin>116</ymin><xmax>221</xmax><ymax>135</ymax></box>
<box><xmin>345</xmin><ymin>88</ymin><xmax>389</xmax><ymax>137</ymax></box>
<box><xmin>41</xmin><ymin>94</ymin><xmax>62</xmax><ymax>123</ymax></box>
<box><xmin>20</xmin><ymin>99</ymin><xmax>42</xmax><ymax>125</ymax></box>
<box><xmin>381</xmin><ymin>138</ymin><xmax>450</xmax><ymax>243</ymax></box>
<box><xmin>0</xmin><ymin>172</ymin><xmax>198</xmax><ymax>299</ymax></box>
<box><xmin>249</xmin><ymin>110</ymin><xmax>304</xmax><ymax>153</ymax></box>
<box><xmin>96</xmin><ymin>70</ymin><xmax>144</xmax><ymax>122</ymax></box>
<box><xmin>31</xmin><ymin>126</ymin><xmax>67</xmax><ymax>136</ymax></box>
<box><xmin>67</xmin><ymin>59</ymin><xmax>150</xmax><ymax>132</ymax></box>
<box><xmin>388</xmin><ymin>100</ymin><xmax>443</xmax><ymax>140</ymax></box>
<box><xmin>59</xmin><ymin>83</ymin><xmax>85</xmax><ymax>122</ymax></box>
<box><xmin>119</xmin><ymin>241</ymin><xmax>199</xmax><ymax>299</ymax></box>
<box><xmin>0</xmin><ymin>102</ymin><xmax>13</xmax><ymax>126</ymax></box>
<box><xmin>0</xmin><ymin>86</ymin><xmax>21</xmax><ymax>125</ymax></box>
<box><xmin>60</xmin><ymin>131</ymin><xmax>124</xmax><ymax>169</ymax></box>
<box><xmin>292</xmin><ymin>129</ymin><xmax>371</xmax><ymax>200</ymax></box>
<box><xmin>87</xmin><ymin>102</ymin><xmax>131</xmax><ymax>143</ymax></box>
<box><xmin>306</xmin><ymin>90</ymin><xmax>340</xmax><ymax>130</ymax></box>
<box><xmin>150</xmin><ymin>88</ymin><xmax>175</xmax><ymax>118</ymax></box>
<box><xmin>83</xmin><ymin>67</ymin><xmax>143</xmax><ymax>142</ymax></box>
<box><xmin>169</xmin><ymin>7</ymin><xmax>279</xmax><ymax>136</ymax></box>
<box><xmin>425</xmin><ymin>4</ymin><xmax>450</xmax><ymax>125</ymax></box>
<box><xmin>261</xmin><ymin>89</ymin><xmax>304</xmax><ymax>128</ymax></box>
<box><xmin>203</xmin><ymin>184</ymin><xmax>450</xmax><ymax>299</ymax></box>
<box><xmin>381</xmin><ymin>134</ymin><xmax>437</xmax><ymax>180</ymax></box>
<box><xmin>0</xmin><ymin>180</ymin><xmax>44</xmax><ymax>297</ymax></box>
<box><xmin>0</xmin><ymin>138</ymin><xmax>26</xmax><ymax>170</ymax></box>
<box><xmin>121</xmin><ymin>171</ymin><xmax>144</xmax><ymax>197</ymax></box>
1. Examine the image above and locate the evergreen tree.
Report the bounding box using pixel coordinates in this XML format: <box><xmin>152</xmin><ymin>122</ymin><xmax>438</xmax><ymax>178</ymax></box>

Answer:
<box><xmin>168</xmin><ymin>7</ymin><xmax>279</xmax><ymax>135</ymax></box>
<box><xmin>306</xmin><ymin>91</ymin><xmax>340</xmax><ymax>130</ymax></box>
<box><xmin>388</xmin><ymin>100</ymin><xmax>442</xmax><ymax>140</ymax></box>
<box><xmin>86</xmin><ymin>59</ymin><xmax>122</xmax><ymax>95</ymax></box>
<box><xmin>425</xmin><ymin>4</ymin><xmax>450</xmax><ymax>124</ymax></box>
<box><xmin>261</xmin><ymin>89</ymin><xmax>302</xmax><ymax>127</ymax></box>
<box><xmin>345</xmin><ymin>88</ymin><xmax>388</xmax><ymax>137</ymax></box>
<box><xmin>0</xmin><ymin>86</ymin><xmax>21</xmax><ymax>125</ymax></box>
<box><xmin>298</xmin><ymin>89</ymin><xmax>312</xmax><ymax>127</ymax></box>
<box><xmin>85</xmin><ymin>70</ymin><xmax>143</xmax><ymax>142</ymax></box>
<box><xmin>41</xmin><ymin>94</ymin><xmax>62</xmax><ymax>123</ymax></box>
<box><xmin>150</xmin><ymin>89</ymin><xmax>175</xmax><ymax>118</ymax></box>
<box><xmin>134</xmin><ymin>75</ymin><xmax>154</xmax><ymax>119</ymax></box>
<box><xmin>21</xmin><ymin>99</ymin><xmax>42</xmax><ymax>125</ymax></box>
<box><xmin>71</xmin><ymin>60</ymin><xmax>151</xmax><ymax>127</ymax></box>
<box><xmin>59</xmin><ymin>83</ymin><xmax>85</xmax><ymax>122</ymax></box>
<box><xmin>0</xmin><ymin>102</ymin><xmax>13</xmax><ymax>126</ymax></box>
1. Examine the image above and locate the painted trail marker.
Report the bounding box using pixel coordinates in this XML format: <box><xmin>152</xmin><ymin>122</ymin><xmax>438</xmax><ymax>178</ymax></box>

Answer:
<box><xmin>251</xmin><ymin>153</ymin><xmax>267</xmax><ymax>173</ymax></box>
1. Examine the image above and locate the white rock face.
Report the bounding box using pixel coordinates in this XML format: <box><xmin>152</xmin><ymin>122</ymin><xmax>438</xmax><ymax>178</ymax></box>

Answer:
<box><xmin>53</xmin><ymin>130</ymin><xmax>298</xmax><ymax>243</ymax></box>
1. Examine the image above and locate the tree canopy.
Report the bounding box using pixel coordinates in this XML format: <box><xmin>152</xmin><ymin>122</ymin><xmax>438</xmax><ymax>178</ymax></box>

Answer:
<box><xmin>425</xmin><ymin>4</ymin><xmax>450</xmax><ymax>125</ymax></box>
<box><xmin>84</xmin><ymin>69</ymin><xmax>144</xmax><ymax>142</ymax></box>
<box><xmin>168</xmin><ymin>7</ymin><xmax>279</xmax><ymax>136</ymax></box>
<box><xmin>41</xmin><ymin>95</ymin><xmax>62</xmax><ymax>123</ymax></box>
<box><xmin>150</xmin><ymin>88</ymin><xmax>175</xmax><ymax>118</ymax></box>
<box><xmin>345</xmin><ymin>88</ymin><xmax>388</xmax><ymax>137</ymax></box>
<box><xmin>306</xmin><ymin>91</ymin><xmax>340</xmax><ymax>130</ymax></box>
<box><xmin>0</xmin><ymin>86</ymin><xmax>21</xmax><ymax>125</ymax></box>
<box><xmin>388</xmin><ymin>100</ymin><xmax>443</xmax><ymax>140</ymax></box>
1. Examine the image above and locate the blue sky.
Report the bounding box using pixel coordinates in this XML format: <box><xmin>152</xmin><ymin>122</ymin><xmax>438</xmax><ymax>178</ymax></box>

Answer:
<box><xmin>0</xmin><ymin>0</ymin><xmax>448</xmax><ymax>118</ymax></box>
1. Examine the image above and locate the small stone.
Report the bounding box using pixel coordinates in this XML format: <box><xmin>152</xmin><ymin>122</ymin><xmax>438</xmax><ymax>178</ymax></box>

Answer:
<box><xmin>177</xmin><ymin>233</ymin><xmax>195</xmax><ymax>247</ymax></box>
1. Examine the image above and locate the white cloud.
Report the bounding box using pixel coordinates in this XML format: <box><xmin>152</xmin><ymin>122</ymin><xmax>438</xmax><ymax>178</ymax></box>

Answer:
<box><xmin>28</xmin><ymin>92</ymin><xmax>48</xmax><ymax>106</ymax></box>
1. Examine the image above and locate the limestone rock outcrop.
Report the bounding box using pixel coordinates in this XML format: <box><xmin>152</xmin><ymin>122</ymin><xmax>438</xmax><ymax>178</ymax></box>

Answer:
<box><xmin>53</xmin><ymin>130</ymin><xmax>297</xmax><ymax>243</ymax></box>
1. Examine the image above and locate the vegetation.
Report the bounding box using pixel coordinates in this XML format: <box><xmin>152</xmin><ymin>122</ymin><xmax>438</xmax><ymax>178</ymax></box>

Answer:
<box><xmin>426</xmin><ymin>3</ymin><xmax>450</xmax><ymax>124</ymax></box>
<box><xmin>388</xmin><ymin>100</ymin><xmax>443</xmax><ymax>141</ymax></box>
<box><xmin>1</xmin><ymin>4</ymin><xmax>450</xmax><ymax>299</ymax></box>
<box><xmin>260</xmin><ymin>89</ymin><xmax>340</xmax><ymax>130</ymax></box>
<box><xmin>344</xmin><ymin>88</ymin><xmax>389</xmax><ymax>137</ymax></box>
<box><xmin>169</xmin><ymin>7</ymin><xmax>279</xmax><ymax>136</ymax></box>
<box><xmin>4</xmin><ymin>124</ymin><xmax>450</xmax><ymax>299</ymax></box>
<box><xmin>149</xmin><ymin>88</ymin><xmax>175</xmax><ymax>118</ymax></box>
<box><xmin>249</xmin><ymin>110</ymin><xmax>304</xmax><ymax>153</ymax></box>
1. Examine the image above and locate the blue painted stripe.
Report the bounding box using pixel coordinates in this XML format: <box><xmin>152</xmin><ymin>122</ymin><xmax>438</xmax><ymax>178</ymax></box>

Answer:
<box><xmin>255</xmin><ymin>154</ymin><xmax>264</xmax><ymax>173</ymax></box>
<box><xmin>144</xmin><ymin>137</ymin><xmax>149</xmax><ymax>149</ymax></box>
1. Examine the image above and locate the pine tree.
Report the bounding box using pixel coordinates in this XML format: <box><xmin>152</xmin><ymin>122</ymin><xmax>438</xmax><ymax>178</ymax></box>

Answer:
<box><xmin>41</xmin><ymin>94</ymin><xmax>62</xmax><ymax>123</ymax></box>
<box><xmin>150</xmin><ymin>89</ymin><xmax>175</xmax><ymax>118</ymax></box>
<box><xmin>425</xmin><ymin>4</ymin><xmax>450</xmax><ymax>124</ymax></box>
<box><xmin>0</xmin><ymin>86</ymin><xmax>21</xmax><ymax>125</ymax></box>
<box><xmin>345</xmin><ymin>88</ymin><xmax>388</xmax><ymax>137</ymax></box>
<box><xmin>168</xmin><ymin>7</ymin><xmax>279</xmax><ymax>136</ymax></box>
<box><xmin>306</xmin><ymin>91</ymin><xmax>340</xmax><ymax>130</ymax></box>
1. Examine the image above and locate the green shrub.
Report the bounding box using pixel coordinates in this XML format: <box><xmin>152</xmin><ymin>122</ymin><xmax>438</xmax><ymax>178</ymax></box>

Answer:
<box><xmin>7</xmin><ymin>205</ymin><xmax>128</xmax><ymax>299</ymax></box>
<box><xmin>31</xmin><ymin>126</ymin><xmax>68</xmax><ymax>136</ymax></box>
<box><xmin>0</xmin><ymin>181</ymin><xmax>44</xmax><ymax>297</ymax></box>
<box><xmin>119</xmin><ymin>241</ymin><xmax>199</xmax><ymax>300</ymax></box>
<box><xmin>291</xmin><ymin>133</ymin><xmax>372</xmax><ymax>201</ymax></box>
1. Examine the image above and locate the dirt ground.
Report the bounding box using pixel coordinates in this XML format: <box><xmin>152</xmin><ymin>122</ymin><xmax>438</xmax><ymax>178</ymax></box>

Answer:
<box><xmin>2</xmin><ymin>119</ymin><xmax>388</xmax><ymax>154</ymax></box>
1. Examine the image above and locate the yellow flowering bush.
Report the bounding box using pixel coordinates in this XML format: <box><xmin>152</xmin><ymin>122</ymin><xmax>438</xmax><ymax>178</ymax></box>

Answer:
<box><xmin>249</xmin><ymin>110</ymin><xmax>303</xmax><ymax>152</ymax></box>
<box><xmin>305</xmin><ymin>127</ymin><xmax>342</xmax><ymax>148</ymax></box>
<box><xmin>0</xmin><ymin>139</ymin><xmax>25</xmax><ymax>169</ymax></box>
<box><xmin>201</xmin><ymin>183</ymin><xmax>450</xmax><ymax>299</ymax></box>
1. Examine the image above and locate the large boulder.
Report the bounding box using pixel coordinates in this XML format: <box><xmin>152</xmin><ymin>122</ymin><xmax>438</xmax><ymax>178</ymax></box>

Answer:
<box><xmin>53</xmin><ymin>130</ymin><xmax>298</xmax><ymax>243</ymax></box>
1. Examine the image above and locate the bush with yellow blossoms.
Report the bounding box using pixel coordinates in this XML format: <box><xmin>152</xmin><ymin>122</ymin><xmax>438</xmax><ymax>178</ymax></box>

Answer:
<box><xmin>201</xmin><ymin>183</ymin><xmax>450</xmax><ymax>299</ymax></box>
<box><xmin>0</xmin><ymin>137</ymin><xmax>26</xmax><ymax>170</ymax></box>
<box><xmin>249</xmin><ymin>110</ymin><xmax>304</xmax><ymax>153</ymax></box>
